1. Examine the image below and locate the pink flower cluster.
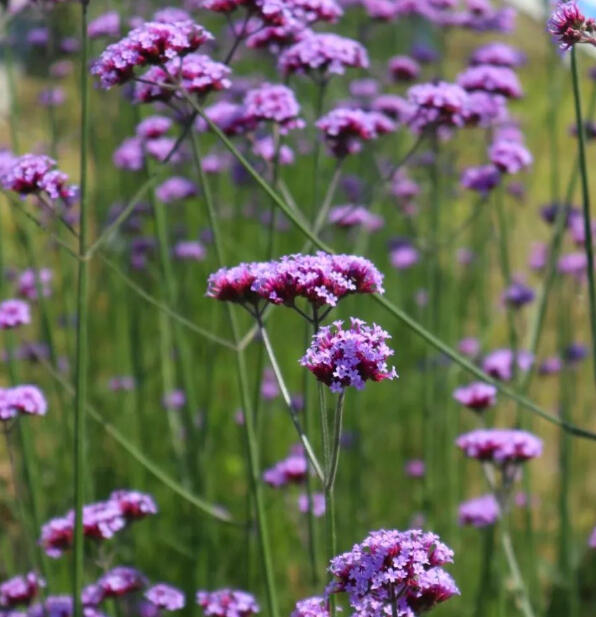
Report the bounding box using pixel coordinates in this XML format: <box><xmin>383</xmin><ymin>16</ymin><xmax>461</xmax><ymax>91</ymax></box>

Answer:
<box><xmin>242</xmin><ymin>83</ymin><xmax>305</xmax><ymax>133</ymax></box>
<box><xmin>548</xmin><ymin>1</ymin><xmax>596</xmax><ymax>49</ymax></box>
<box><xmin>316</xmin><ymin>108</ymin><xmax>395</xmax><ymax>157</ymax></box>
<box><xmin>328</xmin><ymin>205</ymin><xmax>384</xmax><ymax>232</ymax></box>
<box><xmin>40</xmin><ymin>490</ymin><xmax>157</xmax><ymax>557</ymax></box>
<box><xmin>279</xmin><ymin>32</ymin><xmax>369</xmax><ymax>76</ymax></box>
<box><xmin>134</xmin><ymin>53</ymin><xmax>231</xmax><ymax>102</ymax></box>
<box><xmin>145</xmin><ymin>584</ymin><xmax>186</xmax><ymax>611</ymax></box>
<box><xmin>196</xmin><ymin>589</ymin><xmax>260</xmax><ymax>617</ymax></box>
<box><xmin>328</xmin><ymin>529</ymin><xmax>459</xmax><ymax>617</ymax></box>
<box><xmin>207</xmin><ymin>252</ymin><xmax>384</xmax><ymax>310</ymax></box>
<box><xmin>452</xmin><ymin>382</ymin><xmax>497</xmax><ymax>411</ymax></box>
<box><xmin>458</xmin><ymin>494</ymin><xmax>500</xmax><ymax>527</ymax></box>
<box><xmin>263</xmin><ymin>445</ymin><xmax>308</xmax><ymax>487</ymax></box>
<box><xmin>0</xmin><ymin>573</ymin><xmax>45</xmax><ymax>608</ymax></box>
<box><xmin>456</xmin><ymin>429</ymin><xmax>543</xmax><ymax>464</ymax></box>
<box><xmin>1</xmin><ymin>154</ymin><xmax>78</xmax><ymax>205</ymax></box>
<box><xmin>300</xmin><ymin>318</ymin><xmax>397</xmax><ymax>393</ymax></box>
<box><xmin>291</xmin><ymin>597</ymin><xmax>328</xmax><ymax>617</ymax></box>
<box><xmin>91</xmin><ymin>20</ymin><xmax>213</xmax><ymax>88</ymax></box>
<box><xmin>84</xmin><ymin>567</ymin><xmax>147</xmax><ymax>605</ymax></box>
<box><xmin>0</xmin><ymin>385</ymin><xmax>47</xmax><ymax>421</ymax></box>
<box><xmin>0</xmin><ymin>299</ymin><xmax>31</xmax><ymax>329</ymax></box>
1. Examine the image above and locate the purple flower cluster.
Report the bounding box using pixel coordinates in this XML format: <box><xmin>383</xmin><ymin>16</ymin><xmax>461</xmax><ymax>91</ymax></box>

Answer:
<box><xmin>300</xmin><ymin>318</ymin><xmax>397</xmax><ymax>393</ymax></box>
<box><xmin>457</xmin><ymin>65</ymin><xmax>522</xmax><ymax>98</ymax></box>
<box><xmin>40</xmin><ymin>490</ymin><xmax>157</xmax><ymax>557</ymax></box>
<box><xmin>88</xmin><ymin>11</ymin><xmax>121</xmax><ymax>39</ymax></box>
<box><xmin>0</xmin><ymin>299</ymin><xmax>31</xmax><ymax>329</ymax></box>
<box><xmin>460</xmin><ymin>165</ymin><xmax>500</xmax><ymax>194</ymax></box>
<box><xmin>243</xmin><ymin>83</ymin><xmax>305</xmax><ymax>133</ymax></box>
<box><xmin>482</xmin><ymin>348</ymin><xmax>533</xmax><ymax>381</ymax></box>
<box><xmin>134</xmin><ymin>53</ymin><xmax>231</xmax><ymax>103</ymax></box>
<box><xmin>456</xmin><ymin>429</ymin><xmax>543</xmax><ymax>464</ymax></box>
<box><xmin>145</xmin><ymin>584</ymin><xmax>186</xmax><ymax>611</ymax></box>
<box><xmin>388</xmin><ymin>55</ymin><xmax>420</xmax><ymax>82</ymax></box>
<box><xmin>452</xmin><ymin>382</ymin><xmax>496</xmax><ymax>411</ymax></box>
<box><xmin>469</xmin><ymin>42</ymin><xmax>525</xmax><ymax>67</ymax></box>
<box><xmin>263</xmin><ymin>445</ymin><xmax>307</xmax><ymax>487</ymax></box>
<box><xmin>17</xmin><ymin>269</ymin><xmax>53</xmax><ymax>301</ymax></box>
<box><xmin>458</xmin><ymin>494</ymin><xmax>500</xmax><ymax>527</ymax></box>
<box><xmin>0</xmin><ymin>573</ymin><xmax>45</xmax><ymax>608</ymax></box>
<box><xmin>548</xmin><ymin>1</ymin><xmax>596</xmax><ymax>49</ymax></box>
<box><xmin>196</xmin><ymin>590</ymin><xmax>259</xmax><ymax>617</ymax></box>
<box><xmin>91</xmin><ymin>20</ymin><xmax>213</xmax><ymax>88</ymax></box>
<box><xmin>207</xmin><ymin>252</ymin><xmax>384</xmax><ymax>310</ymax></box>
<box><xmin>279</xmin><ymin>32</ymin><xmax>369</xmax><ymax>76</ymax></box>
<box><xmin>316</xmin><ymin>108</ymin><xmax>395</xmax><ymax>157</ymax></box>
<box><xmin>0</xmin><ymin>385</ymin><xmax>48</xmax><ymax>421</ymax></box>
<box><xmin>328</xmin><ymin>528</ymin><xmax>459</xmax><ymax>617</ymax></box>
<box><xmin>406</xmin><ymin>82</ymin><xmax>469</xmax><ymax>133</ymax></box>
<box><xmin>84</xmin><ymin>567</ymin><xmax>147</xmax><ymax>604</ymax></box>
<box><xmin>328</xmin><ymin>205</ymin><xmax>384</xmax><ymax>231</ymax></box>
<box><xmin>297</xmin><ymin>493</ymin><xmax>326</xmax><ymax>517</ymax></box>
<box><xmin>291</xmin><ymin>597</ymin><xmax>328</xmax><ymax>617</ymax></box>
<box><xmin>1</xmin><ymin>154</ymin><xmax>78</xmax><ymax>205</ymax></box>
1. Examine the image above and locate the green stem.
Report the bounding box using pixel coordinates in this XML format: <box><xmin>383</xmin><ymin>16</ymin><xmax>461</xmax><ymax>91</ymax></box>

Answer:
<box><xmin>257</xmin><ymin>324</ymin><xmax>325</xmax><ymax>483</ymax></box>
<box><xmin>189</xmin><ymin>130</ymin><xmax>279</xmax><ymax>617</ymax></box>
<box><xmin>326</xmin><ymin>391</ymin><xmax>345</xmax><ymax>492</ymax></box>
<box><xmin>73</xmin><ymin>3</ymin><xmax>90</xmax><ymax>615</ymax></box>
<box><xmin>500</xmin><ymin>523</ymin><xmax>536</xmax><ymax>617</ymax></box>
<box><xmin>571</xmin><ymin>46</ymin><xmax>596</xmax><ymax>385</ymax></box>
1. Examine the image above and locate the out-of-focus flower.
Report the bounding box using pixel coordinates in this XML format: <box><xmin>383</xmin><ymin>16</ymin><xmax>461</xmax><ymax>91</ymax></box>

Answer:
<box><xmin>145</xmin><ymin>584</ymin><xmax>185</xmax><ymax>611</ymax></box>
<box><xmin>404</xmin><ymin>459</ymin><xmax>425</xmax><ymax>477</ymax></box>
<box><xmin>263</xmin><ymin>445</ymin><xmax>307</xmax><ymax>487</ymax></box>
<box><xmin>453</xmin><ymin>382</ymin><xmax>496</xmax><ymax>411</ymax></box>
<box><xmin>88</xmin><ymin>11</ymin><xmax>121</xmax><ymax>38</ymax></box>
<box><xmin>0</xmin><ymin>573</ymin><xmax>45</xmax><ymax>608</ymax></box>
<box><xmin>0</xmin><ymin>299</ymin><xmax>30</xmax><ymax>329</ymax></box>
<box><xmin>196</xmin><ymin>590</ymin><xmax>260</xmax><ymax>617</ymax></box>
<box><xmin>297</xmin><ymin>493</ymin><xmax>326</xmax><ymax>517</ymax></box>
<box><xmin>458</xmin><ymin>494</ymin><xmax>499</xmax><ymax>527</ymax></box>
<box><xmin>456</xmin><ymin>428</ymin><xmax>543</xmax><ymax>464</ymax></box>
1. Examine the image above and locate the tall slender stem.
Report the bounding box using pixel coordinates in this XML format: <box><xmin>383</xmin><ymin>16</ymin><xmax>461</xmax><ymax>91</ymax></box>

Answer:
<box><xmin>189</xmin><ymin>130</ymin><xmax>279</xmax><ymax>617</ymax></box>
<box><xmin>73</xmin><ymin>3</ymin><xmax>90</xmax><ymax>616</ymax></box>
<box><xmin>571</xmin><ymin>46</ymin><xmax>596</xmax><ymax>385</ymax></box>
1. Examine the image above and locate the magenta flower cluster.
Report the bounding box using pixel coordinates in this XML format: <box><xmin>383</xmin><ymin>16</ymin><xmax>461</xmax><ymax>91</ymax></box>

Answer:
<box><xmin>328</xmin><ymin>528</ymin><xmax>459</xmax><ymax>617</ymax></box>
<box><xmin>458</xmin><ymin>494</ymin><xmax>500</xmax><ymax>527</ymax></box>
<box><xmin>0</xmin><ymin>385</ymin><xmax>47</xmax><ymax>421</ymax></box>
<box><xmin>0</xmin><ymin>573</ymin><xmax>45</xmax><ymax>608</ymax></box>
<box><xmin>456</xmin><ymin>429</ymin><xmax>543</xmax><ymax>464</ymax></box>
<box><xmin>0</xmin><ymin>299</ymin><xmax>31</xmax><ymax>330</ymax></box>
<box><xmin>1</xmin><ymin>154</ymin><xmax>78</xmax><ymax>205</ymax></box>
<box><xmin>91</xmin><ymin>20</ymin><xmax>213</xmax><ymax>88</ymax></box>
<box><xmin>40</xmin><ymin>490</ymin><xmax>157</xmax><ymax>557</ymax></box>
<box><xmin>548</xmin><ymin>1</ymin><xmax>596</xmax><ymax>49</ymax></box>
<box><xmin>207</xmin><ymin>252</ymin><xmax>384</xmax><ymax>310</ymax></box>
<box><xmin>263</xmin><ymin>445</ymin><xmax>307</xmax><ymax>487</ymax></box>
<box><xmin>452</xmin><ymin>382</ymin><xmax>497</xmax><ymax>411</ymax></box>
<box><xmin>196</xmin><ymin>589</ymin><xmax>260</xmax><ymax>617</ymax></box>
<box><xmin>300</xmin><ymin>318</ymin><xmax>397</xmax><ymax>393</ymax></box>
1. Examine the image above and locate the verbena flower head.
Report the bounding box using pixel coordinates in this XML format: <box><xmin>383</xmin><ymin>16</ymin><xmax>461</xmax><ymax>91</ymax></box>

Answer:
<box><xmin>0</xmin><ymin>299</ymin><xmax>31</xmax><ymax>329</ymax></box>
<box><xmin>0</xmin><ymin>573</ymin><xmax>45</xmax><ymax>608</ymax></box>
<box><xmin>136</xmin><ymin>116</ymin><xmax>173</xmax><ymax>139</ymax></box>
<box><xmin>297</xmin><ymin>493</ymin><xmax>326</xmax><ymax>517</ymax></box>
<box><xmin>452</xmin><ymin>382</ymin><xmax>496</xmax><ymax>411</ymax></box>
<box><xmin>328</xmin><ymin>528</ymin><xmax>459</xmax><ymax>617</ymax></box>
<box><xmin>291</xmin><ymin>597</ymin><xmax>328</xmax><ymax>617</ymax></box>
<box><xmin>91</xmin><ymin>20</ymin><xmax>213</xmax><ymax>88</ymax></box>
<box><xmin>456</xmin><ymin>429</ymin><xmax>543</xmax><ymax>464</ymax></box>
<box><xmin>460</xmin><ymin>165</ymin><xmax>500</xmax><ymax>193</ymax></box>
<box><xmin>174</xmin><ymin>240</ymin><xmax>207</xmax><ymax>261</ymax></box>
<box><xmin>242</xmin><ymin>83</ymin><xmax>305</xmax><ymax>133</ymax></box>
<box><xmin>207</xmin><ymin>253</ymin><xmax>384</xmax><ymax>310</ymax></box>
<box><xmin>388</xmin><ymin>55</ymin><xmax>420</xmax><ymax>81</ymax></box>
<box><xmin>482</xmin><ymin>348</ymin><xmax>533</xmax><ymax>381</ymax></box>
<box><xmin>155</xmin><ymin>177</ymin><xmax>198</xmax><ymax>203</ymax></box>
<box><xmin>113</xmin><ymin>138</ymin><xmax>144</xmax><ymax>171</ymax></box>
<box><xmin>279</xmin><ymin>32</ymin><xmax>369</xmax><ymax>76</ymax></box>
<box><xmin>406</xmin><ymin>82</ymin><xmax>470</xmax><ymax>133</ymax></box>
<box><xmin>300</xmin><ymin>318</ymin><xmax>397</xmax><ymax>393</ymax></box>
<box><xmin>110</xmin><ymin>489</ymin><xmax>158</xmax><ymax>520</ymax></box>
<box><xmin>263</xmin><ymin>445</ymin><xmax>307</xmax><ymax>487</ymax></box>
<box><xmin>328</xmin><ymin>205</ymin><xmax>384</xmax><ymax>232</ymax></box>
<box><xmin>88</xmin><ymin>11</ymin><xmax>121</xmax><ymax>39</ymax></box>
<box><xmin>196</xmin><ymin>590</ymin><xmax>260</xmax><ymax>617</ymax></box>
<box><xmin>7</xmin><ymin>385</ymin><xmax>48</xmax><ymax>416</ymax></box>
<box><xmin>145</xmin><ymin>584</ymin><xmax>185</xmax><ymax>611</ymax></box>
<box><xmin>469</xmin><ymin>42</ymin><xmax>525</xmax><ymax>67</ymax></box>
<box><xmin>458</xmin><ymin>494</ymin><xmax>499</xmax><ymax>527</ymax></box>
<box><xmin>503</xmin><ymin>282</ymin><xmax>535</xmax><ymax>308</ymax></box>
<box><xmin>548</xmin><ymin>1</ymin><xmax>596</xmax><ymax>49</ymax></box>
<box><xmin>30</xmin><ymin>595</ymin><xmax>107</xmax><ymax>617</ymax></box>
<box><xmin>134</xmin><ymin>54</ymin><xmax>231</xmax><ymax>103</ymax></box>
<box><xmin>489</xmin><ymin>140</ymin><xmax>532</xmax><ymax>174</ymax></box>
<box><xmin>457</xmin><ymin>65</ymin><xmax>523</xmax><ymax>98</ymax></box>
<box><xmin>404</xmin><ymin>459</ymin><xmax>425</xmax><ymax>477</ymax></box>
<box><xmin>316</xmin><ymin>108</ymin><xmax>395</xmax><ymax>157</ymax></box>
<box><xmin>17</xmin><ymin>269</ymin><xmax>53</xmax><ymax>301</ymax></box>
<box><xmin>96</xmin><ymin>567</ymin><xmax>147</xmax><ymax>598</ymax></box>
<box><xmin>2</xmin><ymin>154</ymin><xmax>77</xmax><ymax>205</ymax></box>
